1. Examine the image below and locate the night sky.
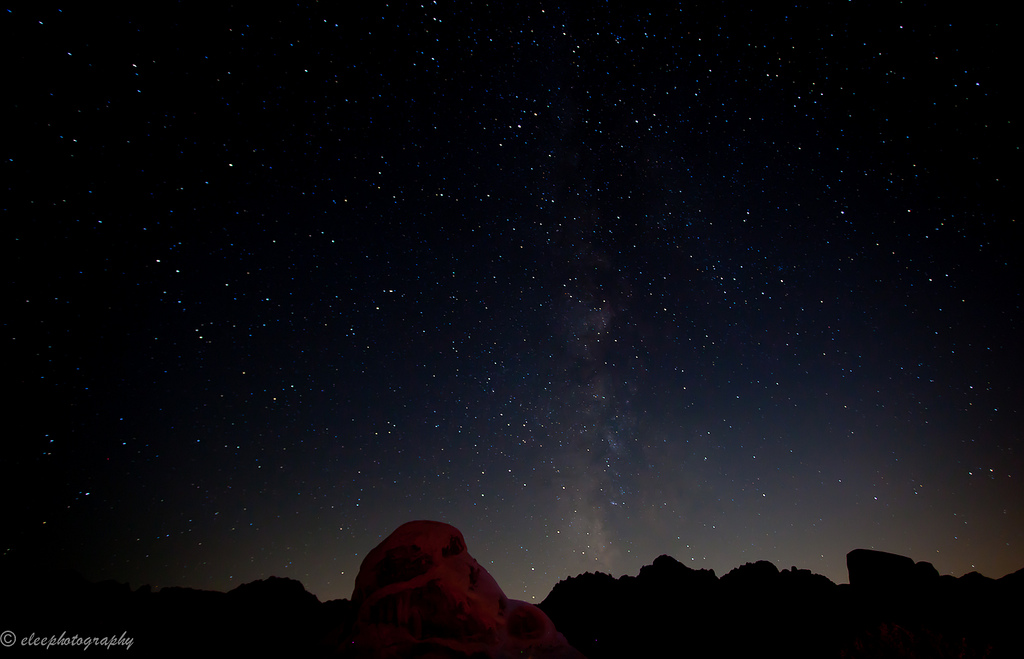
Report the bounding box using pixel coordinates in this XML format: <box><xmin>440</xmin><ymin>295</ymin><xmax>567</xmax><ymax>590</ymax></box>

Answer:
<box><xmin>6</xmin><ymin>1</ymin><xmax>1021</xmax><ymax>603</ymax></box>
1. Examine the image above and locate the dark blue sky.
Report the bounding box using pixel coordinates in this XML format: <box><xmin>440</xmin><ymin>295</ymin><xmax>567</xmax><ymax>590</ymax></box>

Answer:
<box><xmin>6</xmin><ymin>1</ymin><xmax>1020</xmax><ymax>602</ymax></box>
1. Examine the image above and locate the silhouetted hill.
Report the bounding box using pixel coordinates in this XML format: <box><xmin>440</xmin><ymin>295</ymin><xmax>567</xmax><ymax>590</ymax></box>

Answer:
<box><xmin>2</xmin><ymin>547</ymin><xmax>1021</xmax><ymax>657</ymax></box>
<box><xmin>539</xmin><ymin>549</ymin><xmax>1024</xmax><ymax>659</ymax></box>
<box><xmin>1</xmin><ymin>568</ymin><xmax>352</xmax><ymax>657</ymax></box>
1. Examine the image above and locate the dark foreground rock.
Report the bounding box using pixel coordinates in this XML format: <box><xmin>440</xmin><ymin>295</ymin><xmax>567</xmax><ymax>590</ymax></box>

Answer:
<box><xmin>0</xmin><ymin>568</ymin><xmax>353</xmax><ymax>657</ymax></box>
<box><xmin>539</xmin><ymin>548</ymin><xmax>1024</xmax><ymax>659</ymax></box>
<box><xmin>3</xmin><ymin>539</ymin><xmax>1021</xmax><ymax>658</ymax></box>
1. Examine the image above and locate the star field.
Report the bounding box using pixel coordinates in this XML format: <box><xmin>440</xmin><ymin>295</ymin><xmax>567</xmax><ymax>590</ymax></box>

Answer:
<box><xmin>5</xmin><ymin>1</ymin><xmax>1020</xmax><ymax>602</ymax></box>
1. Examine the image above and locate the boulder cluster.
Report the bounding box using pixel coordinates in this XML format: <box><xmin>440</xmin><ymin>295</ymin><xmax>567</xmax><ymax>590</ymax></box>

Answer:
<box><xmin>4</xmin><ymin>525</ymin><xmax>1021</xmax><ymax>658</ymax></box>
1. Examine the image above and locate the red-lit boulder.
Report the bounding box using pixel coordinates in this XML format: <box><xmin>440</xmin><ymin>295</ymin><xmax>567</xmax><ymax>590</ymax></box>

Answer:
<box><xmin>340</xmin><ymin>520</ymin><xmax>585</xmax><ymax>658</ymax></box>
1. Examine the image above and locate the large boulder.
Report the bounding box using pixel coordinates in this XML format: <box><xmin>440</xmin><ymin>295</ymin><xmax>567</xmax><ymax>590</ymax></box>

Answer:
<box><xmin>847</xmin><ymin>549</ymin><xmax>916</xmax><ymax>591</ymax></box>
<box><xmin>340</xmin><ymin>520</ymin><xmax>585</xmax><ymax>659</ymax></box>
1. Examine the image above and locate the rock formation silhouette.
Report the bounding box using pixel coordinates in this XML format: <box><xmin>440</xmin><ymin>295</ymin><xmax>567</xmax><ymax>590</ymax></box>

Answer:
<box><xmin>539</xmin><ymin>548</ymin><xmax>1024</xmax><ymax>658</ymax></box>
<box><xmin>3</xmin><ymin>531</ymin><xmax>1022</xmax><ymax>658</ymax></box>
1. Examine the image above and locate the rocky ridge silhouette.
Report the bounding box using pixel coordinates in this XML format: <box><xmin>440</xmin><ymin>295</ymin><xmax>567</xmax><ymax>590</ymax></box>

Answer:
<box><xmin>3</xmin><ymin>535</ymin><xmax>1021</xmax><ymax>658</ymax></box>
